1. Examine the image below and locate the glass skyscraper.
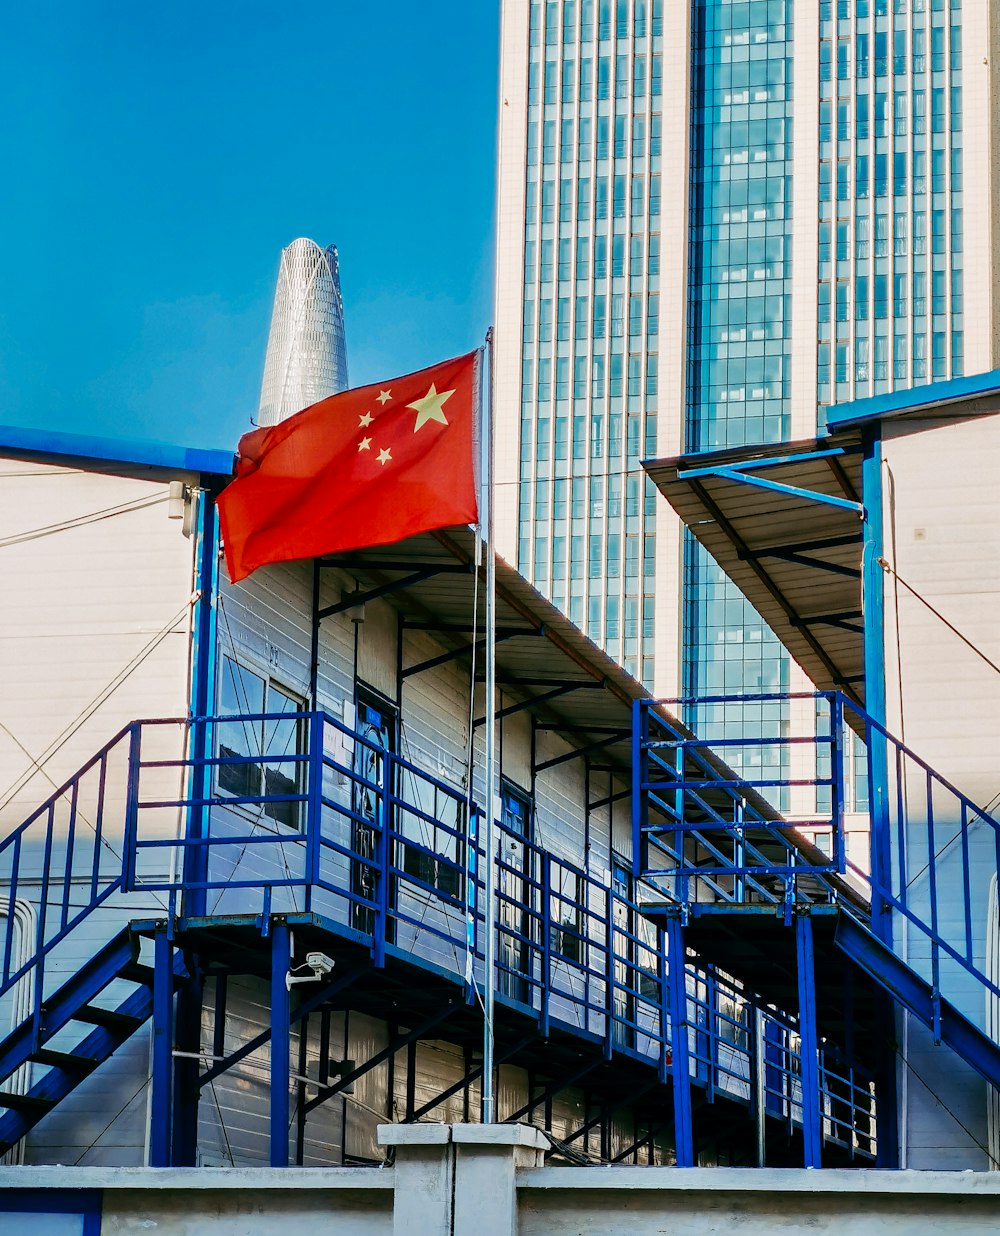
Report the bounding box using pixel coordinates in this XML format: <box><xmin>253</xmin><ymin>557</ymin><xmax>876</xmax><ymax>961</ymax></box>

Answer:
<box><xmin>258</xmin><ymin>238</ymin><xmax>349</xmax><ymax>427</ymax></box>
<box><xmin>494</xmin><ymin>0</ymin><xmax>995</xmax><ymax>712</ymax></box>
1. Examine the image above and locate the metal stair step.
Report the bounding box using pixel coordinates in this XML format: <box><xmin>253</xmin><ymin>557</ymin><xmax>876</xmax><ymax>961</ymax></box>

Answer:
<box><xmin>0</xmin><ymin>1090</ymin><xmax>56</xmax><ymax>1114</ymax></box>
<box><xmin>73</xmin><ymin>1004</ymin><xmax>146</xmax><ymax>1032</ymax></box>
<box><xmin>31</xmin><ymin>1048</ymin><xmax>100</xmax><ymax>1074</ymax></box>
<box><xmin>118</xmin><ymin>961</ymin><xmax>156</xmax><ymax>986</ymax></box>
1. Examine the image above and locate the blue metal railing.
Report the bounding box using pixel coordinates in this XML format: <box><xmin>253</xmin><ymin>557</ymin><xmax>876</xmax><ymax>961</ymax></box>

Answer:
<box><xmin>0</xmin><ymin>709</ymin><xmax>877</xmax><ymax>1156</ymax></box>
<box><xmin>635</xmin><ymin>691</ymin><xmax>1000</xmax><ymax>1012</ymax></box>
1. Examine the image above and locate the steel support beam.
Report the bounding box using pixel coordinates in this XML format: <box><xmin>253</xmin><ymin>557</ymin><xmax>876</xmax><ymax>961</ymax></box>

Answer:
<box><xmin>200</xmin><ymin>961</ymin><xmax>369</xmax><ymax>1089</ymax></box>
<box><xmin>411</xmin><ymin>1035</ymin><xmax>535</xmax><ymax>1122</ymax></box>
<box><xmin>504</xmin><ymin>1059</ymin><xmax>601</xmax><ymax>1125</ymax></box>
<box><xmin>318</xmin><ymin>565</ymin><xmax>470</xmax><ymax>620</ymax></box>
<box><xmin>796</xmin><ymin>912</ymin><xmax>822</xmax><ymax>1168</ymax></box>
<box><xmin>535</xmin><ymin>733</ymin><xmax>623</xmax><ymax>774</ymax></box>
<box><xmin>666</xmin><ymin>914</ymin><xmax>694</xmax><ymax>1167</ymax></box>
<box><xmin>304</xmin><ymin>1002</ymin><xmax>459</xmax><ymax>1115</ymax></box>
<box><xmin>404</xmin><ymin>628</ymin><xmax>539</xmax><ymax>679</ymax></box>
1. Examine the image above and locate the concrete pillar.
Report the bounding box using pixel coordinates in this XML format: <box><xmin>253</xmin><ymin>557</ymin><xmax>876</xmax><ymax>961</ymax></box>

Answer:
<box><xmin>377</xmin><ymin>1122</ymin><xmax>549</xmax><ymax>1236</ymax></box>
<box><xmin>378</xmin><ymin>1124</ymin><xmax>453</xmax><ymax>1236</ymax></box>
<box><xmin>452</xmin><ymin>1124</ymin><xmax>548</xmax><ymax>1236</ymax></box>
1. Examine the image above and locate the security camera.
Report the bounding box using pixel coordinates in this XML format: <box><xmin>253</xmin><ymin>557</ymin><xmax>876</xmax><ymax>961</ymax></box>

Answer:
<box><xmin>306</xmin><ymin>951</ymin><xmax>335</xmax><ymax>977</ymax></box>
<box><xmin>286</xmin><ymin>951</ymin><xmax>336</xmax><ymax>989</ymax></box>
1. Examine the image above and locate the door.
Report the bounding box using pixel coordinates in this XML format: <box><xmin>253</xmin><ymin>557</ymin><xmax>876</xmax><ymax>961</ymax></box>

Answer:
<box><xmin>498</xmin><ymin>781</ymin><xmax>532</xmax><ymax>1004</ymax></box>
<box><xmin>352</xmin><ymin>691</ymin><xmax>396</xmax><ymax>939</ymax></box>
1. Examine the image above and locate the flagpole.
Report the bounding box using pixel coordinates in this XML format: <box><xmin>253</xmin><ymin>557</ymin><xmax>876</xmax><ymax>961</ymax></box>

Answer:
<box><xmin>482</xmin><ymin>328</ymin><xmax>497</xmax><ymax>1123</ymax></box>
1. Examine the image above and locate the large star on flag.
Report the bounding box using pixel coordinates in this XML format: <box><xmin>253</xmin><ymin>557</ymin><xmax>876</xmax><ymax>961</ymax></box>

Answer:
<box><xmin>407</xmin><ymin>382</ymin><xmax>455</xmax><ymax>433</ymax></box>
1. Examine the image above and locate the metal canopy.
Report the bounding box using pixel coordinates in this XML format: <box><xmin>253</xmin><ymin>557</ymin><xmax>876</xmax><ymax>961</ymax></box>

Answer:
<box><xmin>644</xmin><ymin>435</ymin><xmax>867</xmax><ymax>706</ymax></box>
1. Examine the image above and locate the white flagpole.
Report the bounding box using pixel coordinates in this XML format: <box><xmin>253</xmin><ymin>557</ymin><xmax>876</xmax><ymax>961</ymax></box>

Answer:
<box><xmin>482</xmin><ymin>328</ymin><xmax>497</xmax><ymax>1123</ymax></box>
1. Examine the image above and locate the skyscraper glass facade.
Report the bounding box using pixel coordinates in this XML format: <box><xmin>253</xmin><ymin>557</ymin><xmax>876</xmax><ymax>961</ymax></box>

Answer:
<box><xmin>517</xmin><ymin>0</ymin><xmax>664</xmax><ymax>690</ymax></box>
<box><xmin>816</xmin><ymin>0</ymin><xmax>965</xmax><ymax>417</ymax></box>
<box><xmin>502</xmin><ymin>0</ymin><xmax>974</xmax><ymax>737</ymax></box>
<box><xmin>682</xmin><ymin>0</ymin><xmax>794</xmax><ymax>779</ymax></box>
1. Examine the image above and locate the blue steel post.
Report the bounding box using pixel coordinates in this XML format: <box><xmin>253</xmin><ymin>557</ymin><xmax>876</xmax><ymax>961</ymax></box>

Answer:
<box><xmin>270</xmin><ymin>920</ymin><xmax>291</xmax><ymax>1167</ymax></box>
<box><xmin>373</xmin><ymin>756</ymin><xmax>391</xmax><ymax>969</ymax></box>
<box><xmin>540</xmin><ymin>852</ymin><xmax>551</xmax><ymax>1037</ymax></box>
<box><xmin>184</xmin><ymin>489</ymin><xmax>220</xmax><ymax>918</ymax></box>
<box><xmin>666</xmin><ymin>913</ymin><xmax>694</xmax><ymax>1166</ymax></box>
<box><xmin>123</xmin><ymin>724</ymin><xmax>142</xmax><ymax>891</ymax></box>
<box><xmin>150</xmin><ymin>928</ymin><xmax>174</xmax><ymax>1166</ymax></box>
<box><xmin>795</xmin><ymin>912</ymin><xmax>822</xmax><ymax>1168</ymax></box>
<box><xmin>861</xmin><ymin>425</ymin><xmax>900</xmax><ymax>1168</ymax></box>
<box><xmin>831</xmin><ymin>693</ymin><xmax>846</xmax><ymax>873</ymax></box>
<box><xmin>305</xmin><ymin>711</ymin><xmax>324</xmax><ymax>907</ymax></box>
<box><xmin>631</xmin><ymin>698</ymin><xmax>643</xmax><ymax>878</ymax></box>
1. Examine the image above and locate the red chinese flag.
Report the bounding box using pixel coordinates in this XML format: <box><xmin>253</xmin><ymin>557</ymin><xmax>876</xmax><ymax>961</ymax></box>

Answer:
<box><xmin>218</xmin><ymin>351</ymin><xmax>479</xmax><ymax>583</ymax></box>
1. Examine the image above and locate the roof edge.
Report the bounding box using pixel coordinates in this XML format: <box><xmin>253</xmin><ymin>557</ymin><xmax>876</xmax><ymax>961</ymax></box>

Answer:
<box><xmin>0</xmin><ymin>423</ymin><xmax>236</xmax><ymax>478</ymax></box>
<box><xmin>824</xmin><ymin>368</ymin><xmax>1000</xmax><ymax>430</ymax></box>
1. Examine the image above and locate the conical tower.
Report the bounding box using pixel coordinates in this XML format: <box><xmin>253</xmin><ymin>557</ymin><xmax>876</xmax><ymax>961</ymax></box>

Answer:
<box><xmin>257</xmin><ymin>238</ymin><xmax>349</xmax><ymax>427</ymax></box>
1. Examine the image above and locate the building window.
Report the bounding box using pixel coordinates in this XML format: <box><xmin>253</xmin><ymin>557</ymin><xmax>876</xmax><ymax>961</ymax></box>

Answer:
<box><xmin>217</xmin><ymin>655</ymin><xmax>305</xmax><ymax>830</ymax></box>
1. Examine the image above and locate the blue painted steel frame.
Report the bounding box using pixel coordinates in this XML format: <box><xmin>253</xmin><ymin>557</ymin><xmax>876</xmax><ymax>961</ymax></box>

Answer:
<box><xmin>677</xmin><ymin>447</ymin><xmax>863</xmax><ymax>514</ymax></box>
<box><xmin>666</xmin><ymin>914</ymin><xmax>694</xmax><ymax>1166</ymax></box>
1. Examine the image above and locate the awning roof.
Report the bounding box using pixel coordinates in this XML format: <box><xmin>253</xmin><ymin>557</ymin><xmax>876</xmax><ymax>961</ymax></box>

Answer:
<box><xmin>644</xmin><ymin>436</ymin><xmax>867</xmax><ymax>707</ymax></box>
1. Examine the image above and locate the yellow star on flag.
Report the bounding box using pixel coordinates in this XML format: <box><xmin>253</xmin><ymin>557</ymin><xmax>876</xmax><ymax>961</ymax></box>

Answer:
<box><xmin>359</xmin><ymin>411</ymin><xmax>373</xmax><ymax>427</ymax></box>
<box><xmin>376</xmin><ymin>389</ymin><xmax>392</xmax><ymax>406</ymax></box>
<box><xmin>377</xmin><ymin>447</ymin><xmax>392</xmax><ymax>465</ymax></box>
<box><xmin>407</xmin><ymin>383</ymin><xmax>455</xmax><ymax>433</ymax></box>
<box><xmin>358</xmin><ymin>436</ymin><xmax>371</xmax><ymax>452</ymax></box>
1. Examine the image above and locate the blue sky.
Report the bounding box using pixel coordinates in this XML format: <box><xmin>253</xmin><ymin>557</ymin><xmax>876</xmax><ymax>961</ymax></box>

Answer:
<box><xmin>0</xmin><ymin>2</ymin><xmax>499</xmax><ymax>449</ymax></box>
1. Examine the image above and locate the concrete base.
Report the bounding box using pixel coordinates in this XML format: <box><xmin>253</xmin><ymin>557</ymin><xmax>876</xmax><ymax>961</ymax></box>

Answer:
<box><xmin>3</xmin><ymin>1127</ymin><xmax>1000</xmax><ymax>1235</ymax></box>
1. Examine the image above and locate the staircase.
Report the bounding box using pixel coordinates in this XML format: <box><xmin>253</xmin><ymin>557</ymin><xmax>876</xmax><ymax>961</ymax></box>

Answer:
<box><xmin>0</xmin><ymin>927</ymin><xmax>186</xmax><ymax>1154</ymax></box>
<box><xmin>635</xmin><ymin>690</ymin><xmax>1000</xmax><ymax>1156</ymax></box>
